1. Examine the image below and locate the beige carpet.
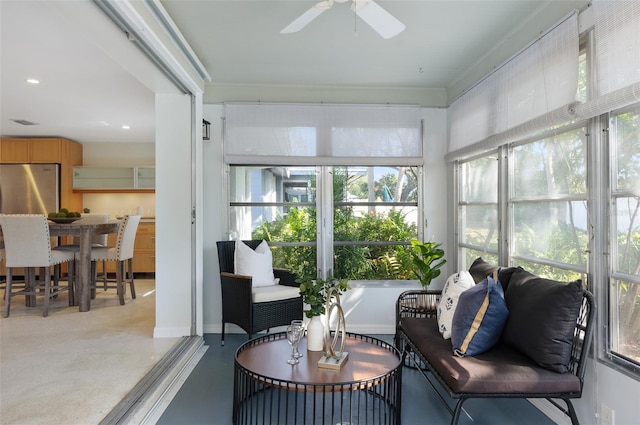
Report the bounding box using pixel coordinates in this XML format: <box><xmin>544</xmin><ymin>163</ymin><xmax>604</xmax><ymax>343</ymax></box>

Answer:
<box><xmin>0</xmin><ymin>279</ymin><xmax>179</xmax><ymax>425</ymax></box>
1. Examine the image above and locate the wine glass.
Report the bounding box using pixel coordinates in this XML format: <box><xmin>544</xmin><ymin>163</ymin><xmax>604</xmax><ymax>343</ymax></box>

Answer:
<box><xmin>286</xmin><ymin>325</ymin><xmax>301</xmax><ymax>365</ymax></box>
<box><xmin>291</xmin><ymin>320</ymin><xmax>305</xmax><ymax>358</ymax></box>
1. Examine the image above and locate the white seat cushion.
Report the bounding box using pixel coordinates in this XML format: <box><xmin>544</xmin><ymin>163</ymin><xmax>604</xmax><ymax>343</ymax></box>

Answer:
<box><xmin>252</xmin><ymin>285</ymin><xmax>300</xmax><ymax>303</ymax></box>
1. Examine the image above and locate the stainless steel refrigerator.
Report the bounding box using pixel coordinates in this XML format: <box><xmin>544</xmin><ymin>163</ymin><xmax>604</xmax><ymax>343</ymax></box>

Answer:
<box><xmin>0</xmin><ymin>163</ymin><xmax>60</xmax><ymax>214</ymax></box>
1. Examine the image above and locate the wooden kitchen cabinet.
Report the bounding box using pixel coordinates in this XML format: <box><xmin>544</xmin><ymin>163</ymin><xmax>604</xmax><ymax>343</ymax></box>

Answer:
<box><xmin>132</xmin><ymin>221</ymin><xmax>155</xmax><ymax>273</ymax></box>
<box><xmin>0</xmin><ymin>137</ymin><xmax>82</xmax><ymax>212</ymax></box>
<box><xmin>0</xmin><ymin>137</ymin><xmax>75</xmax><ymax>163</ymax></box>
<box><xmin>105</xmin><ymin>221</ymin><xmax>155</xmax><ymax>274</ymax></box>
<box><xmin>0</xmin><ymin>138</ymin><xmax>31</xmax><ymax>162</ymax></box>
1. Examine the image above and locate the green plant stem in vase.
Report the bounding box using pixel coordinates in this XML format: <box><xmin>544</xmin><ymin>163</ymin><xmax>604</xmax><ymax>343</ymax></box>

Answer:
<box><xmin>298</xmin><ymin>276</ymin><xmax>351</xmax><ymax>351</ymax></box>
<box><xmin>298</xmin><ymin>276</ymin><xmax>351</xmax><ymax>319</ymax></box>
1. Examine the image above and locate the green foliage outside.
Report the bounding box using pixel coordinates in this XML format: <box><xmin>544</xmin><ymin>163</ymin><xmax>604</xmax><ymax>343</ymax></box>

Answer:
<box><xmin>252</xmin><ymin>206</ymin><xmax>418</xmax><ymax>282</ymax></box>
<box><xmin>252</xmin><ymin>166</ymin><xmax>420</xmax><ymax>282</ymax></box>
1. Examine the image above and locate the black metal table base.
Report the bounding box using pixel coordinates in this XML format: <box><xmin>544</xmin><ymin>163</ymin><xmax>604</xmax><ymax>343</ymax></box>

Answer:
<box><xmin>233</xmin><ymin>333</ymin><xmax>402</xmax><ymax>425</ymax></box>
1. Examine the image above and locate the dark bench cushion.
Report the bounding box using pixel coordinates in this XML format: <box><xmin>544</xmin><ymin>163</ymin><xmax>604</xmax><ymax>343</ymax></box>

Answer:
<box><xmin>401</xmin><ymin>317</ymin><xmax>581</xmax><ymax>395</ymax></box>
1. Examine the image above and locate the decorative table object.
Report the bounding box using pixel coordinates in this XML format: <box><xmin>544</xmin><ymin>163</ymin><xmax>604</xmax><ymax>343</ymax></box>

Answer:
<box><xmin>298</xmin><ymin>276</ymin><xmax>351</xmax><ymax>351</ymax></box>
<box><xmin>318</xmin><ymin>286</ymin><xmax>348</xmax><ymax>369</ymax></box>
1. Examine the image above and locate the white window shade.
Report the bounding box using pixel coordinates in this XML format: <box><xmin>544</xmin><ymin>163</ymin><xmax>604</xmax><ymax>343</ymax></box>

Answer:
<box><xmin>594</xmin><ymin>0</ymin><xmax>640</xmax><ymax>96</ymax></box>
<box><xmin>448</xmin><ymin>12</ymin><xmax>579</xmax><ymax>154</ymax></box>
<box><xmin>224</xmin><ymin>103</ymin><xmax>422</xmax><ymax>166</ymax></box>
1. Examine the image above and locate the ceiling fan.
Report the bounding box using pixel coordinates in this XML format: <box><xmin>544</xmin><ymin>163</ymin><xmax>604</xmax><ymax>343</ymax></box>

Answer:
<box><xmin>281</xmin><ymin>0</ymin><xmax>406</xmax><ymax>39</ymax></box>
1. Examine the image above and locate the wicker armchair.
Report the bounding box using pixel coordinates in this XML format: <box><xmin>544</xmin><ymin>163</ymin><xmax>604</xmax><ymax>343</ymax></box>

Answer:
<box><xmin>216</xmin><ymin>240</ymin><xmax>303</xmax><ymax>345</ymax></box>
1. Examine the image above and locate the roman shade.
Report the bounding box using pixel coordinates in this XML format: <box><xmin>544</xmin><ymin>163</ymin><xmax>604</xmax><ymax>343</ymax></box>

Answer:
<box><xmin>224</xmin><ymin>103</ymin><xmax>422</xmax><ymax>166</ymax></box>
<box><xmin>447</xmin><ymin>12</ymin><xmax>579</xmax><ymax>156</ymax></box>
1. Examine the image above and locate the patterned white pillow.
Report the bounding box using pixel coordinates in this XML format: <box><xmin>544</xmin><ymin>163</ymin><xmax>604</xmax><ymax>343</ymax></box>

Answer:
<box><xmin>234</xmin><ymin>240</ymin><xmax>278</xmax><ymax>287</ymax></box>
<box><xmin>437</xmin><ymin>271</ymin><xmax>475</xmax><ymax>339</ymax></box>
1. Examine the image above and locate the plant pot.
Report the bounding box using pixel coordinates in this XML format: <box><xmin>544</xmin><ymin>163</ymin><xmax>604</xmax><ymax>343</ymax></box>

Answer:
<box><xmin>306</xmin><ymin>315</ymin><xmax>324</xmax><ymax>351</ymax></box>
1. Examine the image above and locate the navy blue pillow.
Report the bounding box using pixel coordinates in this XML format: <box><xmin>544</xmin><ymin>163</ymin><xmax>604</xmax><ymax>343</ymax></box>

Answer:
<box><xmin>451</xmin><ymin>270</ymin><xmax>509</xmax><ymax>357</ymax></box>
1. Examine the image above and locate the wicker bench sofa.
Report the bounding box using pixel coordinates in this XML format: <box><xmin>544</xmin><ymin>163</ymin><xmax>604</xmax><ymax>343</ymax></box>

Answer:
<box><xmin>395</xmin><ymin>258</ymin><xmax>596</xmax><ymax>425</ymax></box>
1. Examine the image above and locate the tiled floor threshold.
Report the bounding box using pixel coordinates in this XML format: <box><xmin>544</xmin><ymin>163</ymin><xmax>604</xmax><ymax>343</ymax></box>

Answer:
<box><xmin>100</xmin><ymin>335</ymin><xmax>207</xmax><ymax>425</ymax></box>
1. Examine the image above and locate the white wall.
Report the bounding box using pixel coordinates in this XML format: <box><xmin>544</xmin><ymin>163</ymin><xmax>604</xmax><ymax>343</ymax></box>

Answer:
<box><xmin>82</xmin><ymin>142</ymin><xmax>155</xmax><ymax>167</ymax></box>
<box><xmin>153</xmin><ymin>93</ymin><xmax>193</xmax><ymax>337</ymax></box>
<box><xmin>421</xmin><ymin>107</ymin><xmax>450</xmax><ymax>287</ymax></box>
<box><xmin>202</xmin><ymin>104</ymin><xmax>226</xmax><ymax>333</ymax></box>
<box><xmin>579</xmin><ymin>362</ymin><xmax>640</xmax><ymax>425</ymax></box>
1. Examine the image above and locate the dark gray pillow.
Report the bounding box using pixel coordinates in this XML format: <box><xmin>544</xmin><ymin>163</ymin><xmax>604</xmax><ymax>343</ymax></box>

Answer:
<box><xmin>468</xmin><ymin>257</ymin><xmax>521</xmax><ymax>293</ymax></box>
<box><xmin>468</xmin><ymin>257</ymin><xmax>497</xmax><ymax>283</ymax></box>
<box><xmin>502</xmin><ymin>269</ymin><xmax>584</xmax><ymax>373</ymax></box>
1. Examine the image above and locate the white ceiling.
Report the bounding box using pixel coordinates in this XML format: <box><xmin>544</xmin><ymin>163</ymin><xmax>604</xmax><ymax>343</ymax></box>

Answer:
<box><xmin>0</xmin><ymin>0</ymin><xmax>589</xmax><ymax>145</ymax></box>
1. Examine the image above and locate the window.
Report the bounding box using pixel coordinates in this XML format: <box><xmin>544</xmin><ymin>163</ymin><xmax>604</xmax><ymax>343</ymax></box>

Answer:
<box><xmin>450</xmin><ymin>0</ymin><xmax>640</xmax><ymax>381</ymax></box>
<box><xmin>457</xmin><ymin>153</ymin><xmax>500</xmax><ymax>268</ymax></box>
<box><xmin>510</xmin><ymin>127</ymin><xmax>588</xmax><ymax>282</ymax></box>
<box><xmin>609</xmin><ymin>106</ymin><xmax>640</xmax><ymax>366</ymax></box>
<box><xmin>229</xmin><ymin>166</ymin><xmax>318</xmax><ymax>280</ymax></box>
<box><xmin>229</xmin><ymin>165</ymin><xmax>421</xmax><ymax>282</ymax></box>
<box><xmin>456</xmin><ymin>125</ymin><xmax>588</xmax><ymax>283</ymax></box>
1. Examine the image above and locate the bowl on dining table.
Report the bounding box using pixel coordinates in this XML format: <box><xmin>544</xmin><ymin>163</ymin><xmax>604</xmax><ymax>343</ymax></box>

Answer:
<box><xmin>48</xmin><ymin>217</ymin><xmax>81</xmax><ymax>224</ymax></box>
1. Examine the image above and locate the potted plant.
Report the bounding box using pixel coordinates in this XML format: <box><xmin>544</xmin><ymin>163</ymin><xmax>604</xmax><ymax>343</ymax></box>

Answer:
<box><xmin>298</xmin><ymin>276</ymin><xmax>350</xmax><ymax>350</ymax></box>
<box><xmin>410</xmin><ymin>239</ymin><xmax>446</xmax><ymax>288</ymax></box>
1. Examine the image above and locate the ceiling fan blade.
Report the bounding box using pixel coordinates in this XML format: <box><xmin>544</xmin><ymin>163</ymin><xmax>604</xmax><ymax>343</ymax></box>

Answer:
<box><xmin>281</xmin><ymin>3</ymin><xmax>328</xmax><ymax>34</ymax></box>
<box><xmin>353</xmin><ymin>0</ymin><xmax>405</xmax><ymax>39</ymax></box>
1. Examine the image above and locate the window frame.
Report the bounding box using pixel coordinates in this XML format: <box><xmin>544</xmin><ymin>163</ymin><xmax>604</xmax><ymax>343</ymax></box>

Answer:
<box><xmin>603</xmin><ymin>104</ymin><xmax>640</xmax><ymax>375</ymax></box>
<box><xmin>227</xmin><ymin>164</ymin><xmax>423</xmax><ymax>282</ymax></box>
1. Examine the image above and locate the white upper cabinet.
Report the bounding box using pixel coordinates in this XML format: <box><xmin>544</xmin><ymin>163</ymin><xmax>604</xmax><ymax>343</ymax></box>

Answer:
<box><xmin>73</xmin><ymin>166</ymin><xmax>155</xmax><ymax>191</ymax></box>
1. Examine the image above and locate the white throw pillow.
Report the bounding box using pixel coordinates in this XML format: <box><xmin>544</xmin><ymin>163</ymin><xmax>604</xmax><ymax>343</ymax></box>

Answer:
<box><xmin>234</xmin><ymin>240</ymin><xmax>278</xmax><ymax>287</ymax></box>
<box><xmin>437</xmin><ymin>270</ymin><xmax>475</xmax><ymax>339</ymax></box>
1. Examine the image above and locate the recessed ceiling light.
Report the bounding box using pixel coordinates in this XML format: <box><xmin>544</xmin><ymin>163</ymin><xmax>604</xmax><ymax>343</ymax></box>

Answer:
<box><xmin>26</xmin><ymin>78</ymin><xmax>40</xmax><ymax>84</ymax></box>
<box><xmin>122</xmin><ymin>125</ymin><xmax>130</xmax><ymax>130</ymax></box>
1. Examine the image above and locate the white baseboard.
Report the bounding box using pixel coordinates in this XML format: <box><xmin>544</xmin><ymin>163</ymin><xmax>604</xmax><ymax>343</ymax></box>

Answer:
<box><xmin>153</xmin><ymin>326</ymin><xmax>192</xmax><ymax>338</ymax></box>
<box><xmin>529</xmin><ymin>398</ymin><xmax>572</xmax><ymax>425</ymax></box>
<box><xmin>203</xmin><ymin>323</ymin><xmax>396</xmax><ymax>336</ymax></box>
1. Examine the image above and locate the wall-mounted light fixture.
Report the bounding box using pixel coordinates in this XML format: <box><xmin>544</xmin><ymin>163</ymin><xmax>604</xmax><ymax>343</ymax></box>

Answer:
<box><xmin>203</xmin><ymin>119</ymin><xmax>211</xmax><ymax>140</ymax></box>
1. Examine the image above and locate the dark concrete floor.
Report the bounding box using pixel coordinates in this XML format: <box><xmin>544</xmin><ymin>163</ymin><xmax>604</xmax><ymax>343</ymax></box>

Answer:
<box><xmin>157</xmin><ymin>333</ymin><xmax>555</xmax><ymax>425</ymax></box>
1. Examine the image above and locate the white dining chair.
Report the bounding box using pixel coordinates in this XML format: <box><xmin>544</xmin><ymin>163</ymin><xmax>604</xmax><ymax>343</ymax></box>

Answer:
<box><xmin>1</xmin><ymin>244</ymin><xmax>27</xmax><ymax>302</ymax></box>
<box><xmin>90</xmin><ymin>214</ymin><xmax>141</xmax><ymax>305</ymax></box>
<box><xmin>0</xmin><ymin>214</ymin><xmax>75</xmax><ymax>317</ymax></box>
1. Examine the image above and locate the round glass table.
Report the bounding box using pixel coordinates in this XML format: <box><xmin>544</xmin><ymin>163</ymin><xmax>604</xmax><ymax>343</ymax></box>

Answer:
<box><xmin>233</xmin><ymin>332</ymin><xmax>403</xmax><ymax>425</ymax></box>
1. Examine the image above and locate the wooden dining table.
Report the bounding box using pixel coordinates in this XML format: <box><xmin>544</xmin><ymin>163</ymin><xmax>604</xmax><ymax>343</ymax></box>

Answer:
<box><xmin>49</xmin><ymin>220</ymin><xmax>120</xmax><ymax>312</ymax></box>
